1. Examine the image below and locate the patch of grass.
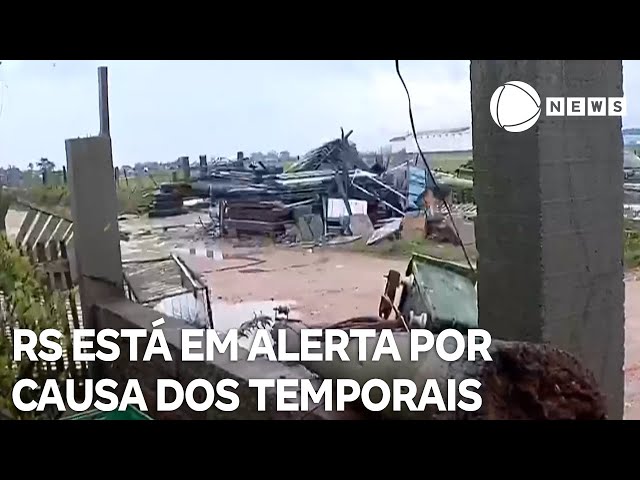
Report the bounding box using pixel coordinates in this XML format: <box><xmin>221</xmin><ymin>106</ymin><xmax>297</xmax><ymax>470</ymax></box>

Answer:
<box><xmin>116</xmin><ymin>183</ymin><xmax>154</xmax><ymax>215</ymax></box>
<box><xmin>24</xmin><ymin>184</ymin><xmax>70</xmax><ymax>208</ymax></box>
<box><xmin>428</xmin><ymin>153</ymin><xmax>472</xmax><ymax>173</ymax></box>
<box><xmin>625</xmin><ymin>222</ymin><xmax>640</xmax><ymax>269</ymax></box>
<box><xmin>12</xmin><ymin>173</ymin><xmax>175</xmax><ymax>217</ymax></box>
<box><xmin>355</xmin><ymin>218</ymin><xmax>639</xmax><ymax>272</ymax></box>
<box><xmin>343</xmin><ymin>235</ymin><xmax>478</xmax><ymax>264</ymax></box>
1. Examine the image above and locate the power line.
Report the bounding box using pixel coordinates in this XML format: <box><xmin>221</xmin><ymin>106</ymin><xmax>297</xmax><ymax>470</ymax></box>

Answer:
<box><xmin>394</xmin><ymin>60</ymin><xmax>475</xmax><ymax>274</ymax></box>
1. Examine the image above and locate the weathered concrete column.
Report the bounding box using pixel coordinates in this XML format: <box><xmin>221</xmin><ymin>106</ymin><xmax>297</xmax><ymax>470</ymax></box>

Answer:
<box><xmin>199</xmin><ymin>155</ymin><xmax>208</xmax><ymax>179</ymax></box>
<box><xmin>180</xmin><ymin>156</ymin><xmax>190</xmax><ymax>180</ymax></box>
<box><xmin>98</xmin><ymin>66</ymin><xmax>110</xmax><ymax>137</ymax></box>
<box><xmin>471</xmin><ymin>60</ymin><xmax>625</xmax><ymax>418</ymax></box>
<box><xmin>66</xmin><ymin>136</ymin><xmax>124</xmax><ymax>331</ymax></box>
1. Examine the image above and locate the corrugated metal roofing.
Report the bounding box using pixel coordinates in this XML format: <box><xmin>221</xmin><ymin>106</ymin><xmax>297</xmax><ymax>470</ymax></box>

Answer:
<box><xmin>390</xmin><ymin>126</ymin><xmax>471</xmax><ymax>142</ymax></box>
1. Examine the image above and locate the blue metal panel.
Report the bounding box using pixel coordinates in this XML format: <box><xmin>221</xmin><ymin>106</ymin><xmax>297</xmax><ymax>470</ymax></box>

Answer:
<box><xmin>406</xmin><ymin>166</ymin><xmax>435</xmax><ymax>209</ymax></box>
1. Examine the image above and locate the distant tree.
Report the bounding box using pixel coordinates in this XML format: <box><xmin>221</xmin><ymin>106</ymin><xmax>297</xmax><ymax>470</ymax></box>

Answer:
<box><xmin>36</xmin><ymin>158</ymin><xmax>55</xmax><ymax>173</ymax></box>
<box><xmin>27</xmin><ymin>163</ymin><xmax>33</xmax><ymax>171</ymax></box>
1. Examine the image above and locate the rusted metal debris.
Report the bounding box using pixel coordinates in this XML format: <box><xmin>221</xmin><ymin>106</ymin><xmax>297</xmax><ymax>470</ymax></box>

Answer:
<box><xmin>192</xmin><ymin>130</ymin><xmax>408</xmax><ymax>242</ymax></box>
<box><xmin>380</xmin><ymin>253</ymin><xmax>478</xmax><ymax>333</ymax></box>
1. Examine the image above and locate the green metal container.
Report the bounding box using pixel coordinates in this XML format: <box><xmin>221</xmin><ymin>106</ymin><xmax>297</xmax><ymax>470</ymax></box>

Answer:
<box><xmin>63</xmin><ymin>406</ymin><xmax>153</xmax><ymax>420</ymax></box>
<box><xmin>398</xmin><ymin>253</ymin><xmax>478</xmax><ymax>333</ymax></box>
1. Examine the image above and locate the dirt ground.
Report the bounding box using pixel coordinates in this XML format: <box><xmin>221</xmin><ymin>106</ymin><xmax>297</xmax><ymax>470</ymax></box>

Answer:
<box><xmin>4</xmin><ymin>207</ymin><xmax>640</xmax><ymax>418</ymax></box>
<box><xmin>187</xmin><ymin>242</ymin><xmax>640</xmax><ymax>420</ymax></box>
<box><xmin>188</xmin><ymin>244</ymin><xmax>408</xmax><ymax>326</ymax></box>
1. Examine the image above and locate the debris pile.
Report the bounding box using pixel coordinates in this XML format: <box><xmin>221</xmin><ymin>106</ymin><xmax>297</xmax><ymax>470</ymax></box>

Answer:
<box><xmin>146</xmin><ymin>129</ymin><xmax>474</xmax><ymax>246</ymax></box>
<box><xmin>285</xmin><ymin>130</ymin><xmax>370</xmax><ymax>173</ymax></box>
<box><xmin>196</xmin><ymin>129</ymin><xmax>412</xmax><ymax>245</ymax></box>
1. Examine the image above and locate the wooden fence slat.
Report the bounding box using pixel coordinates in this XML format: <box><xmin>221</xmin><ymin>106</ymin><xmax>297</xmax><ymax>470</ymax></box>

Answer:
<box><xmin>2</xmin><ymin>219</ymin><xmax>88</xmax><ymax>413</ymax></box>
<box><xmin>15</xmin><ymin>209</ymin><xmax>38</xmax><ymax>246</ymax></box>
<box><xmin>25</xmin><ymin>213</ymin><xmax>49</xmax><ymax>251</ymax></box>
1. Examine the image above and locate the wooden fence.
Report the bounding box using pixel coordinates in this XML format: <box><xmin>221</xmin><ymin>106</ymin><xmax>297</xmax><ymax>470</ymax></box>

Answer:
<box><xmin>1</xmin><ymin>205</ymin><xmax>88</xmax><ymax>415</ymax></box>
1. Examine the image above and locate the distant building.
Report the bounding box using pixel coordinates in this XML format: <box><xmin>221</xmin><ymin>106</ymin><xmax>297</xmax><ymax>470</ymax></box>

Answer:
<box><xmin>0</xmin><ymin>167</ymin><xmax>23</xmax><ymax>187</ymax></box>
<box><xmin>623</xmin><ymin>128</ymin><xmax>640</xmax><ymax>148</ymax></box>
<box><xmin>279</xmin><ymin>151</ymin><xmax>291</xmax><ymax>162</ymax></box>
<box><xmin>262</xmin><ymin>155</ymin><xmax>280</xmax><ymax>165</ymax></box>
<box><xmin>389</xmin><ymin>126</ymin><xmax>472</xmax><ymax>155</ymax></box>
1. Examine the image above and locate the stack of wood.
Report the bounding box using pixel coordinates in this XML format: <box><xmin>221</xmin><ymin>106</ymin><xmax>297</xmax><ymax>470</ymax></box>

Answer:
<box><xmin>148</xmin><ymin>191</ymin><xmax>185</xmax><ymax>218</ymax></box>
<box><xmin>225</xmin><ymin>200</ymin><xmax>293</xmax><ymax>237</ymax></box>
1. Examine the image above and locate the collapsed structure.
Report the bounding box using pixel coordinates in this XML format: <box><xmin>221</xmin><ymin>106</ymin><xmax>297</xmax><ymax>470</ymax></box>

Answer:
<box><xmin>187</xmin><ymin>130</ymin><xmax>412</xmax><ymax>244</ymax></box>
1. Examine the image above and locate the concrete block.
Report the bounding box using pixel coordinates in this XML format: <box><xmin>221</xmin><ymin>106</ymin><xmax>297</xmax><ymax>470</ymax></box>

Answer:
<box><xmin>471</xmin><ymin>60</ymin><xmax>625</xmax><ymax>418</ymax></box>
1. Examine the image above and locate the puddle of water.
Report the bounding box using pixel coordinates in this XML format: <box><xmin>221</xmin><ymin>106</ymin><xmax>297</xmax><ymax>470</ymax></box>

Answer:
<box><xmin>213</xmin><ymin>299</ymin><xmax>298</xmax><ymax>332</ymax></box>
<box><xmin>154</xmin><ymin>292</ymin><xmax>209</xmax><ymax>328</ymax></box>
<box><xmin>153</xmin><ymin>292</ymin><xmax>298</xmax><ymax>351</ymax></box>
<box><xmin>213</xmin><ymin>299</ymin><xmax>298</xmax><ymax>352</ymax></box>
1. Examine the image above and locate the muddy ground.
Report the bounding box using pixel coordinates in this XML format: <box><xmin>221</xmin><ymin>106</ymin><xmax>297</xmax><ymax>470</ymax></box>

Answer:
<box><xmin>4</xmin><ymin>208</ymin><xmax>640</xmax><ymax>419</ymax></box>
<box><xmin>191</xmin><ymin>244</ymin><xmax>408</xmax><ymax>325</ymax></box>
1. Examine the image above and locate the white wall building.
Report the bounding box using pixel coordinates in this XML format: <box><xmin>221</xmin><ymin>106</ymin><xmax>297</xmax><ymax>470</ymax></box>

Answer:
<box><xmin>389</xmin><ymin>126</ymin><xmax>472</xmax><ymax>154</ymax></box>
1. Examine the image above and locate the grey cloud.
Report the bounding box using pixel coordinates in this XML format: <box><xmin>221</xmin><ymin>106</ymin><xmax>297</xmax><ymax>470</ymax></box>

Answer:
<box><xmin>0</xmin><ymin>60</ymin><xmax>637</xmax><ymax>169</ymax></box>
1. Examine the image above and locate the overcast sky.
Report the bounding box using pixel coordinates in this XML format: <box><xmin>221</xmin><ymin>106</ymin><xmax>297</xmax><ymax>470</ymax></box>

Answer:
<box><xmin>0</xmin><ymin>60</ymin><xmax>638</xmax><ymax>169</ymax></box>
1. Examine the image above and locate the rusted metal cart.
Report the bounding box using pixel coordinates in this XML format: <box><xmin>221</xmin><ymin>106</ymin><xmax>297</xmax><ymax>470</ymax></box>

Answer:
<box><xmin>379</xmin><ymin>253</ymin><xmax>478</xmax><ymax>333</ymax></box>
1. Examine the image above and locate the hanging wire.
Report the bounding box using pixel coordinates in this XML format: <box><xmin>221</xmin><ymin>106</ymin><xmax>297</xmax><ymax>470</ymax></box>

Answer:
<box><xmin>394</xmin><ymin>60</ymin><xmax>475</xmax><ymax>273</ymax></box>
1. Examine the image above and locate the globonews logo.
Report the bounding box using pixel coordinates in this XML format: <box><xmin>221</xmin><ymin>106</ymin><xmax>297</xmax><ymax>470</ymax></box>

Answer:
<box><xmin>490</xmin><ymin>81</ymin><xmax>626</xmax><ymax>133</ymax></box>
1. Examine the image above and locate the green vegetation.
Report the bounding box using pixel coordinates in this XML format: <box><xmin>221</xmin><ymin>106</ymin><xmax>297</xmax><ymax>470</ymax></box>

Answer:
<box><xmin>0</xmin><ymin>234</ymin><xmax>72</xmax><ymax>419</ymax></box>
<box><xmin>351</xmin><ymin>236</ymin><xmax>478</xmax><ymax>264</ymax></box>
<box><xmin>349</xmin><ymin>218</ymin><xmax>640</xmax><ymax>271</ymax></box>
<box><xmin>428</xmin><ymin>152</ymin><xmax>473</xmax><ymax>173</ymax></box>
<box><xmin>625</xmin><ymin>220</ymin><xmax>640</xmax><ymax>270</ymax></box>
<box><xmin>13</xmin><ymin>171</ymin><xmax>175</xmax><ymax>218</ymax></box>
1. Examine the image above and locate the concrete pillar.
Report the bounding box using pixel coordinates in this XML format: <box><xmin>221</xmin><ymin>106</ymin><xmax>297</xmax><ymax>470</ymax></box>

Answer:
<box><xmin>471</xmin><ymin>60</ymin><xmax>625</xmax><ymax>418</ymax></box>
<box><xmin>180</xmin><ymin>156</ymin><xmax>190</xmax><ymax>180</ymax></box>
<box><xmin>66</xmin><ymin>135</ymin><xmax>124</xmax><ymax>330</ymax></box>
<box><xmin>98</xmin><ymin>66</ymin><xmax>110</xmax><ymax>137</ymax></box>
<box><xmin>199</xmin><ymin>155</ymin><xmax>208</xmax><ymax>179</ymax></box>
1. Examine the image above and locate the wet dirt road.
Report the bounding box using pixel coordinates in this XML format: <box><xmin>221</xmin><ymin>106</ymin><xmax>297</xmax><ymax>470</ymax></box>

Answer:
<box><xmin>4</xmin><ymin>208</ymin><xmax>640</xmax><ymax>418</ymax></box>
<box><xmin>195</xmin><ymin>244</ymin><xmax>640</xmax><ymax>419</ymax></box>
